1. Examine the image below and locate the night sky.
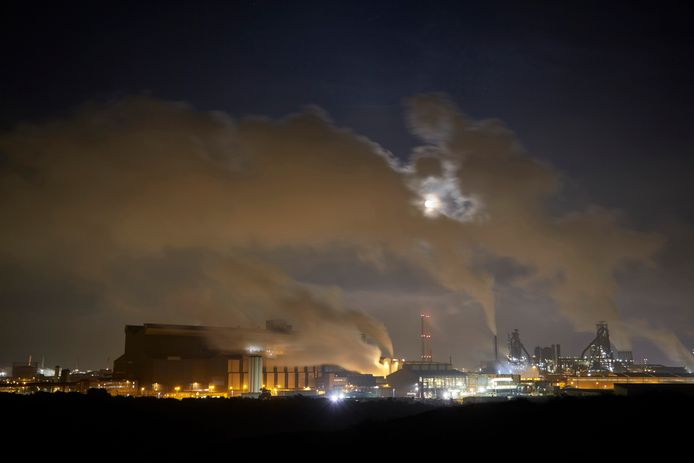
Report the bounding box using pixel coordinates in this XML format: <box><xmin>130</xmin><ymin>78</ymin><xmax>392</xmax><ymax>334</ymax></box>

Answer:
<box><xmin>2</xmin><ymin>1</ymin><xmax>694</xmax><ymax>371</ymax></box>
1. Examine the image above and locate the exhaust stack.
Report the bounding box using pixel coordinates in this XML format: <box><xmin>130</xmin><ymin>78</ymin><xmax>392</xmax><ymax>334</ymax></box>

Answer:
<box><xmin>494</xmin><ymin>335</ymin><xmax>498</xmax><ymax>362</ymax></box>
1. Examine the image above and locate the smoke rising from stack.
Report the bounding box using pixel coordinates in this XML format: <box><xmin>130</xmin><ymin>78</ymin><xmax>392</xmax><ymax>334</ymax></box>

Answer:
<box><xmin>0</xmin><ymin>95</ymin><xmax>690</xmax><ymax>369</ymax></box>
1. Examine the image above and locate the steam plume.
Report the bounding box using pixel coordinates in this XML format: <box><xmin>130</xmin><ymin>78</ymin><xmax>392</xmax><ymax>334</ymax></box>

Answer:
<box><xmin>0</xmin><ymin>94</ymin><xmax>688</xmax><ymax>369</ymax></box>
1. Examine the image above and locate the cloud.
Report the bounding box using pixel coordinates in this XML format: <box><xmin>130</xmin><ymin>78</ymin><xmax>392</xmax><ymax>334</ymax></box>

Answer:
<box><xmin>1</xmin><ymin>94</ymin><xmax>688</xmax><ymax>369</ymax></box>
<box><xmin>405</xmin><ymin>93</ymin><xmax>458</xmax><ymax>144</ymax></box>
<box><xmin>403</xmin><ymin>95</ymin><xmax>661</xmax><ymax>333</ymax></box>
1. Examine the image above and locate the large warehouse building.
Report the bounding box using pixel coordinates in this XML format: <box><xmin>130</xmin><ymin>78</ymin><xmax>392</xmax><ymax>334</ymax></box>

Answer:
<box><xmin>113</xmin><ymin>322</ymin><xmax>325</xmax><ymax>396</ymax></box>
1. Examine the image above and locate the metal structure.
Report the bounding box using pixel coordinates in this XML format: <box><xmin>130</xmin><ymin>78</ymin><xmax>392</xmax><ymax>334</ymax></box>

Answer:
<box><xmin>420</xmin><ymin>314</ymin><xmax>432</xmax><ymax>362</ymax></box>
<box><xmin>580</xmin><ymin>321</ymin><xmax>614</xmax><ymax>370</ymax></box>
<box><xmin>507</xmin><ymin>329</ymin><xmax>532</xmax><ymax>365</ymax></box>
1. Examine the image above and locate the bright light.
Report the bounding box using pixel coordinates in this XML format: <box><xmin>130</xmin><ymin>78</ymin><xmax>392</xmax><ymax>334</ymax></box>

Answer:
<box><xmin>423</xmin><ymin>194</ymin><xmax>441</xmax><ymax>213</ymax></box>
<box><xmin>329</xmin><ymin>392</ymin><xmax>345</xmax><ymax>403</ymax></box>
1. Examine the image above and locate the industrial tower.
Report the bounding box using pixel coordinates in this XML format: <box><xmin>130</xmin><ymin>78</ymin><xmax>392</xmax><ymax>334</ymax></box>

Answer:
<box><xmin>507</xmin><ymin>329</ymin><xmax>532</xmax><ymax>365</ymax></box>
<box><xmin>420</xmin><ymin>313</ymin><xmax>432</xmax><ymax>362</ymax></box>
<box><xmin>580</xmin><ymin>321</ymin><xmax>614</xmax><ymax>370</ymax></box>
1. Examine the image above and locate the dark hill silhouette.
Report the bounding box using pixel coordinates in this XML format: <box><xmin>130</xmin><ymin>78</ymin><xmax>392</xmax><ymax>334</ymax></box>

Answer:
<box><xmin>2</xmin><ymin>391</ymin><xmax>689</xmax><ymax>457</ymax></box>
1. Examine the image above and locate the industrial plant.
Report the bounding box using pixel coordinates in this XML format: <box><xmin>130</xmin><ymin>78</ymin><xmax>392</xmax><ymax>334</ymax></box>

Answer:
<box><xmin>2</xmin><ymin>316</ymin><xmax>693</xmax><ymax>399</ymax></box>
<box><xmin>111</xmin><ymin>321</ymin><xmax>357</xmax><ymax>397</ymax></box>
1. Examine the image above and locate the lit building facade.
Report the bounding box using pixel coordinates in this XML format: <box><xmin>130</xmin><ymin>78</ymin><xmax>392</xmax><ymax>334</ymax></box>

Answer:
<box><xmin>386</xmin><ymin>361</ymin><xmax>522</xmax><ymax>399</ymax></box>
<box><xmin>564</xmin><ymin>373</ymin><xmax>694</xmax><ymax>390</ymax></box>
<box><xmin>387</xmin><ymin>361</ymin><xmax>467</xmax><ymax>399</ymax></box>
<box><xmin>113</xmin><ymin>323</ymin><xmax>324</xmax><ymax>396</ymax></box>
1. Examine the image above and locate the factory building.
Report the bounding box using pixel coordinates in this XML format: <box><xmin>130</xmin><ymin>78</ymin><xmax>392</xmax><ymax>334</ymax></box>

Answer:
<box><xmin>553</xmin><ymin>323</ymin><xmax>637</xmax><ymax>374</ymax></box>
<box><xmin>564</xmin><ymin>372</ymin><xmax>694</xmax><ymax>390</ymax></box>
<box><xmin>11</xmin><ymin>361</ymin><xmax>39</xmax><ymax>380</ymax></box>
<box><xmin>533</xmin><ymin>344</ymin><xmax>560</xmax><ymax>372</ymax></box>
<box><xmin>616</xmin><ymin>350</ymin><xmax>634</xmax><ymax>364</ymax></box>
<box><xmin>387</xmin><ymin>361</ymin><xmax>465</xmax><ymax>399</ymax></box>
<box><xmin>113</xmin><ymin>323</ymin><xmax>324</xmax><ymax>395</ymax></box>
<box><xmin>386</xmin><ymin>361</ymin><xmax>522</xmax><ymax>399</ymax></box>
<box><xmin>227</xmin><ymin>356</ymin><xmax>322</xmax><ymax>392</ymax></box>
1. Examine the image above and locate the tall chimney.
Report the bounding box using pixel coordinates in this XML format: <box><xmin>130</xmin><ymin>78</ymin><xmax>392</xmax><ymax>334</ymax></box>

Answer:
<box><xmin>420</xmin><ymin>314</ymin><xmax>432</xmax><ymax>362</ymax></box>
<box><xmin>494</xmin><ymin>335</ymin><xmax>498</xmax><ymax>362</ymax></box>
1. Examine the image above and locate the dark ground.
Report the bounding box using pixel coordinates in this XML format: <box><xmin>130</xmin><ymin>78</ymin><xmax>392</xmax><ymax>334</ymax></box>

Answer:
<box><xmin>2</xmin><ymin>391</ymin><xmax>690</xmax><ymax>457</ymax></box>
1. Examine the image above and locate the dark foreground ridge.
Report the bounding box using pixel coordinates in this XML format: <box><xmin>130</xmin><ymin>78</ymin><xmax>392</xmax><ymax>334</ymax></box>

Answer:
<box><xmin>3</xmin><ymin>391</ymin><xmax>690</xmax><ymax>456</ymax></box>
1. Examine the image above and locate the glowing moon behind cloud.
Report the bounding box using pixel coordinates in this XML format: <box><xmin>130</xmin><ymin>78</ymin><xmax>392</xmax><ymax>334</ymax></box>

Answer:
<box><xmin>423</xmin><ymin>194</ymin><xmax>441</xmax><ymax>216</ymax></box>
<box><xmin>424</xmin><ymin>196</ymin><xmax>439</xmax><ymax>210</ymax></box>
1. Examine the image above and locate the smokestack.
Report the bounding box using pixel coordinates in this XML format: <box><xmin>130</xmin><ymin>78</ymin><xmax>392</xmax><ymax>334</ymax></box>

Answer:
<box><xmin>420</xmin><ymin>314</ymin><xmax>432</xmax><ymax>362</ymax></box>
<box><xmin>494</xmin><ymin>335</ymin><xmax>498</xmax><ymax>362</ymax></box>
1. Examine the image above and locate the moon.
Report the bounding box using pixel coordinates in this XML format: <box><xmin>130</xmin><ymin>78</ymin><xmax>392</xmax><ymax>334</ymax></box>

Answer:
<box><xmin>423</xmin><ymin>194</ymin><xmax>441</xmax><ymax>215</ymax></box>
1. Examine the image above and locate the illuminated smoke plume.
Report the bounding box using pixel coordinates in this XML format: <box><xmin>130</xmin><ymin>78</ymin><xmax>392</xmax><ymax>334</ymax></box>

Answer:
<box><xmin>0</xmin><ymin>94</ymin><xmax>690</xmax><ymax>369</ymax></box>
<box><xmin>407</xmin><ymin>155</ymin><xmax>480</xmax><ymax>222</ymax></box>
